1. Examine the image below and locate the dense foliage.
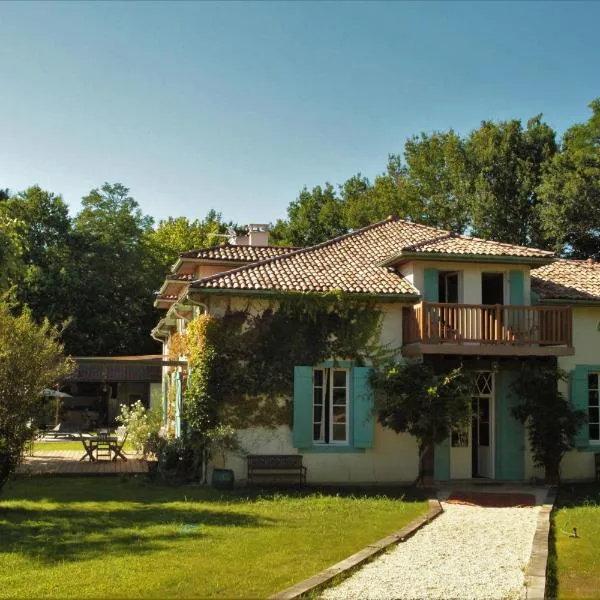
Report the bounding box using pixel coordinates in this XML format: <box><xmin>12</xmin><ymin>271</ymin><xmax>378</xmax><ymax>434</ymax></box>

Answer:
<box><xmin>510</xmin><ymin>362</ymin><xmax>586</xmax><ymax>483</ymax></box>
<box><xmin>271</xmin><ymin>99</ymin><xmax>599</xmax><ymax>255</ymax></box>
<box><xmin>0</xmin><ymin>302</ymin><xmax>73</xmax><ymax>490</ymax></box>
<box><xmin>371</xmin><ymin>362</ymin><xmax>473</xmax><ymax>483</ymax></box>
<box><xmin>538</xmin><ymin>99</ymin><xmax>600</xmax><ymax>258</ymax></box>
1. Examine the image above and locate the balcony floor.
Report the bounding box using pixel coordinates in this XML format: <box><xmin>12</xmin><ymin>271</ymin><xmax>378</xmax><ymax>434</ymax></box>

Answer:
<box><xmin>402</xmin><ymin>342</ymin><xmax>575</xmax><ymax>358</ymax></box>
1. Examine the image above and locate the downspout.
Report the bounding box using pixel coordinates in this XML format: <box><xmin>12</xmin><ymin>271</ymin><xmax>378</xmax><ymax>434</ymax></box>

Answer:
<box><xmin>151</xmin><ymin>330</ymin><xmax>167</xmax><ymax>344</ymax></box>
<box><xmin>179</xmin><ymin>292</ymin><xmax>208</xmax><ymax>315</ymax></box>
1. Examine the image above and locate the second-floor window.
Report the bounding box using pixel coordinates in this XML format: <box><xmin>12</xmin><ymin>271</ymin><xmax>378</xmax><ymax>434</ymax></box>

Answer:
<box><xmin>438</xmin><ymin>271</ymin><xmax>460</xmax><ymax>303</ymax></box>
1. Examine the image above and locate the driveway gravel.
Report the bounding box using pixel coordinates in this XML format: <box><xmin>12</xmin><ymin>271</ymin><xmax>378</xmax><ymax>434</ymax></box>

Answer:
<box><xmin>321</xmin><ymin>502</ymin><xmax>540</xmax><ymax>600</ymax></box>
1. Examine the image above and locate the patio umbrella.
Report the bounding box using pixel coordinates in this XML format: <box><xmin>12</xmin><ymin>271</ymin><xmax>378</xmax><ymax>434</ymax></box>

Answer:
<box><xmin>40</xmin><ymin>389</ymin><xmax>73</xmax><ymax>426</ymax></box>
<box><xmin>40</xmin><ymin>389</ymin><xmax>72</xmax><ymax>398</ymax></box>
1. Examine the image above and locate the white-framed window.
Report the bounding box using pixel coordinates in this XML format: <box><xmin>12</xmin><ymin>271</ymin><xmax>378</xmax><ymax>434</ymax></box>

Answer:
<box><xmin>588</xmin><ymin>373</ymin><xmax>600</xmax><ymax>442</ymax></box>
<box><xmin>312</xmin><ymin>368</ymin><xmax>349</xmax><ymax>444</ymax></box>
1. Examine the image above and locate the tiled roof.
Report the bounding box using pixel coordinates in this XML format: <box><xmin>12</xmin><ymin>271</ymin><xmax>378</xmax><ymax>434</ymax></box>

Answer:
<box><xmin>167</xmin><ymin>273</ymin><xmax>196</xmax><ymax>282</ymax></box>
<box><xmin>190</xmin><ymin>218</ymin><xmax>447</xmax><ymax>296</ymax></box>
<box><xmin>399</xmin><ymin>233</ymin><xmax>554</xmax><ymax>259</ymax></box>
<box><xmin>179</xmin><ymin>243</ymin><xmax>298</xmax><ymax>262</ymax></box>
<box><xmin>156</xmin><ymin>294</ymin><xmax>179</xmax><ymax>302</ymax></box>
<box><xmin>532</xmin><ymin>259</ymin><xmax>600</xmax><ymax>302</ymax></box>
<box><xmin>188</xmin><ymin>218</ymin><xmax>558</xmax><ymax>297</ymax></box>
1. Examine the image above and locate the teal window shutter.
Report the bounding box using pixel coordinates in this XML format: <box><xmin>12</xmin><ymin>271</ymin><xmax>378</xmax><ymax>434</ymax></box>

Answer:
<box><xmin>434</xmin><ymin>437</ymin><xmax>450</xmax><ymax>480</ymax></box>
<box><xmin>352</xmin><ymin>367</ymin><xmax>374</xmax><ymax>448</ymax></box>
<box><xmin>293</xmin><ymin>366</ymin><xmax>313</xmax><ymax>448</ymax></box>
<box><xmin>571</xmin><ymin>366</ymin><xmax>590</xmax><ymax>449</ymax></box>
<box><xmin>423</xmin><ymin>268</ymin><xmax>439</xmax><ymax>302</ymax></box>
<box><xmin>174</xmin><ymin>372</ymin><xmax>183</xmax><ymax>438</ymax></box>
<box><xmin>161</xmin><ymin>375</ymin><xmax>168</xmax><ymax>425</ymax></box>
<box><xmin>509</xmin><ymin>271</ymin><xmax>525</xmax><ymax>305</ymax></box>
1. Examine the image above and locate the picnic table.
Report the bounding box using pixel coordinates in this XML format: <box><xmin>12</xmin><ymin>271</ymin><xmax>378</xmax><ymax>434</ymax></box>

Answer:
<box><xmin>79</xmin><ymin>432</ymin><xmax>127</xmax><ymax>462</ymax></box>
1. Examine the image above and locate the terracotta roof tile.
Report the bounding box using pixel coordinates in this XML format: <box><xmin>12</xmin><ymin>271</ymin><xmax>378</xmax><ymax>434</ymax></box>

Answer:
<box><xmin>532</xmin><ymin>259</ymin><xmax>600</xmax><ymax>302</ymax></box>
<box><xmin>187</xmin><ymin>218</ymin><xmax>557</xmax><ymax>298</ymax></box>
<box><xmin>167</xmin><ymin>273</ymin><xmax>196</xmax><ymax>282</ymax></box>
<box><xmin>179</xmin><ymin>243</ymin><xmax>298</xmax><ymax>262</ymax></box>
<box><xmin>401</xmin><ymin>233</ymin><xmax>553</xmax><ymax>259</ymax></box>
<box><xmin>190</xmin><ymin>218</ymin><xmax>444</xmax><ymax>296</ymax></box>
<box><xmin>156</xmin><ymin>294</ymin><xmax>179</xmax><ymax>301</ymax></box>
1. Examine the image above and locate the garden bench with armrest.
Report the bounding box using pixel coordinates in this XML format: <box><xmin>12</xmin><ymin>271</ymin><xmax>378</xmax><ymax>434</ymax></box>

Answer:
<box><xmin>247</xmin><ymin>454</ymin><xmax>307</xmax><ymax>486</ymax></box>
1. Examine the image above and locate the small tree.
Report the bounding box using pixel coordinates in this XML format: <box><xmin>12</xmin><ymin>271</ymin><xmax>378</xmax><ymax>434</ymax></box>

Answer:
<box><xmin>511</xmin><ymin>362</ymin><xmax>585</xmax><ymax>484</ymax></box>
<box><xmin>0</xmin><ymin>302</ymin><xmax>73</xmax><ymax>491</ymax></box>
<box><xmin>372</xmin><ymin>361</ymin><xmax>473</xmax><ymax>484</ymax></box>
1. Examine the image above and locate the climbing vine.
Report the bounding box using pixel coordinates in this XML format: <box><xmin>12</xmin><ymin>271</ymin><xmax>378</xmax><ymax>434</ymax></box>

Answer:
<box><xmin>182</xmin><ymin>292</ymin><xmax>386</xmax><ymax>434</ymax></box>
<box><xmin>167</xmin><ymin>331</ymin><xmax>187</xmax><ymax>366</ymax></box>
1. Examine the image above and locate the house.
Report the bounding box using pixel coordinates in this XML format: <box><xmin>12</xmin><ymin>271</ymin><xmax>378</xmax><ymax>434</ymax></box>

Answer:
<box><xmin>153</xmin><ymin>218</ymin><xmax>599</xmax><ymax>483</ymax></box>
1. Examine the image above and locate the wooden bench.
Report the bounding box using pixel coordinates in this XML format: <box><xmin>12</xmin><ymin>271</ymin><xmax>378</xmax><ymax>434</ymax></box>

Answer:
<box><xmin>247</xmin><ymin>454</ymin><xmax>307</xmax><ymax>486</ymax></box>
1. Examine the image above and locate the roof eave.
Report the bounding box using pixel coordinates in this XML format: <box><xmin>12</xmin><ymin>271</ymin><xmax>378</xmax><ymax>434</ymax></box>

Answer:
<box><xmin>538</xmin><ymin>297</ymin><xmax>600</xmax><ymax>306</ymax></box>
<box><xmin>380</xmin><ymin>251</ymin><xmax>555</xmax><ymax>268</ymax></box>
<box><xmin>188</xmin><ymin>287</ymin><xmax>420</xmax><ymax>303</ymax></box>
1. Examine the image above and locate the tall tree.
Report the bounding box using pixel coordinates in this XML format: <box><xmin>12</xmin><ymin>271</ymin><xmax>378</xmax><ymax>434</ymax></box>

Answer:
<box><xmin>0</xmin><ymin>214</ymin><xmax>23</xmax><ymax>292</ymax></box>
<box><xmin>466</xmin><ymin>116</ymin><xmax>557</xmax><ymax>247</ymax></box>
<box><xmin>402</xmin><ymin>131</ymin><xmax>471</xmax><ymax>233</ymax></box>
<box><xmin>538</xmin><ymin>99</ymin><xmax>600</xmax><ymax>258</ymax></box>
<box><xmin>0</xmin><ymin>186</ymin><xmax>73</xmax><ymax>325</ymax></box>
<box><xmin>270</xmin><ymin>183</ymin><xmax>346</xmax><ymax>247</ymax></box>
<box><xmin>66</xmin><ymin>183</ymin><xmax>161</xmax><ymax>356</ymax></box>
<box><xmin>149</xmin><ymin>210</ymin><xmax>227</xmax><ymax>273</ymax></box>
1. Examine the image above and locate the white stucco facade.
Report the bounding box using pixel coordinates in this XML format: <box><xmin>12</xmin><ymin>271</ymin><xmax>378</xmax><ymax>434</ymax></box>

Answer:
<box><xmin>217</xmin><ymin>424</ymin><xmax>420</xmax><ymax>485</ymax></box>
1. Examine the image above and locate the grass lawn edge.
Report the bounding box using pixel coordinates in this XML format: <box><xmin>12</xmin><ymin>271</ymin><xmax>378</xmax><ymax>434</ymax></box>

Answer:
<box><xmin>523</xmin><ymin>487</ymin><xmax>557</xmax><ymax>600</ymax></box>
<box><xmin>269</xmin><ymin>497</ymin><xmax>443</xmax><ymax>600</ymax></box>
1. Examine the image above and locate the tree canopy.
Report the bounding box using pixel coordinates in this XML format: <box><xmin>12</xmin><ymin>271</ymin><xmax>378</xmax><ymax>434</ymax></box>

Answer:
<box><xmin>537</xmin><ymin>99</ymin><xmax>600</xmax><ymax>258</ymax></box>
<box><xmin>148</xmin><ymin>210</ymin><xmax>227</xmax><ymax>274</ymax></box>
<box><xmin>3</xmin><ymin>98</ymin><xmax>599</xmax><ymax>357</ymax></box>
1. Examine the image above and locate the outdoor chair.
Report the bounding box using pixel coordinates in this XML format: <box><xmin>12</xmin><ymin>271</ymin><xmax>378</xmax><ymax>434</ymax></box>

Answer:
<box><xmin>111</xmin><ymin>428</ymin><xmax>128</xmax><ymax>462</ymax></box>
<box><xmin>79</xmin><ymin>432</ymin><xmax>96</xmax><ymax>462</ymax></box>
<box><xmin>95</xmin><ymin>431</ymin><xmax>112</xmax><ymax>461</ymax></box>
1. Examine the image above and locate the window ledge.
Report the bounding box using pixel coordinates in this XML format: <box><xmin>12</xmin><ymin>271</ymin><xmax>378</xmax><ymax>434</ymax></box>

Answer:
<box><xmin>299</xmin><ymin>445</ymin><xmax>366</xmax><ymax>454</ymax></box>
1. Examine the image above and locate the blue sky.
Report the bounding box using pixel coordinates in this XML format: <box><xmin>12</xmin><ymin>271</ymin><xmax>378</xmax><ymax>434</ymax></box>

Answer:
<box><xmin>1</xmin><ymin>1</ymin><xmax>598</xmax><ymax>226</ymax></box>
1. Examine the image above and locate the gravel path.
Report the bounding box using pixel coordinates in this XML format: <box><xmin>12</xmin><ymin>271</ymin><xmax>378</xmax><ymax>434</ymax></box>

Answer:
<box><xmin>321</xmin><ymin>502</ymin><xmax>540</xmax><ymax>600</ymax></box>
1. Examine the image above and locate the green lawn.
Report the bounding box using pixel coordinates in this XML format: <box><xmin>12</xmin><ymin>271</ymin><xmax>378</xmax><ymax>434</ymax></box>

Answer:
<box><xmin>551</xmin><ymin>483</ymin><xmax>600</xmax><ymax>599</ymax></box>
<box><xmin>0</xmin><ymin>477</ymin><xmax>428</xmax><ymax>599</ymax></box>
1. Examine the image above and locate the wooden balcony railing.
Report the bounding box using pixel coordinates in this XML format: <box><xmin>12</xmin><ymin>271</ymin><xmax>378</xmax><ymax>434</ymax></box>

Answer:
<box><xmin>403</xmin><ymin>302</ymin><xmax>572</xmax><ymax>347</ymax></box>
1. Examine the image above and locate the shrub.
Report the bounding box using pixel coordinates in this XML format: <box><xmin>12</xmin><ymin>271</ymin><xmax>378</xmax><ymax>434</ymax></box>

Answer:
<box><xmin>115</xmin><ymin>400</ymin><xmax>162</xmax><ymax>458</ymax></box>
<box><xmin>511</xmin><ymin>362</ymin><xmax>586</xmax><ymax>483</ymax></box>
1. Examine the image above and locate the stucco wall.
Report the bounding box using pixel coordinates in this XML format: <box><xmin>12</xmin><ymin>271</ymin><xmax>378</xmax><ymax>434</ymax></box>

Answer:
<box><xmin>218</xmin><ymin>424</ymin><xmax>419</xmax><ymax>484</ymax></box>
<box><xmin>554</xmin><ymin>306</ymin><xmax>600</xmax><ymax>479</ymax></box>
<box><xmin>196</xmin><ymin>263</ymin><xmax>244</xmax><ymax>279</ymax></box>
<box><xmin>399</xmin><ymin>260</ymin><xmax>531</xmax><ymax>305</ymax></box>
<box><xmin>201</xmin><ymin>296</ymin><xmax>414</xmax><ymax>484</ymax></box>
<box><xmin>378</xmin><ymin>302</ymin><xmax>404</xmax><ymax>354</ymax></box>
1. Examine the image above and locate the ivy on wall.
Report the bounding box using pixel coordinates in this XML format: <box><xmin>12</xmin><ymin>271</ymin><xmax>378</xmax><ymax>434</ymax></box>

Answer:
<box><xmin>182</xmin><ymin>292</ymin><xmax>386</xmax><ymax>433</ymax></box>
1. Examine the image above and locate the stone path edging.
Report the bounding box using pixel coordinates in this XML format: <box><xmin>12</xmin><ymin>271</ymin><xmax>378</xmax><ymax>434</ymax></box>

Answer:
<box><xmin>268</xmin><ymin>498</ymin><xmax>443</xmax><ymax>600</ymax></box>
<box><xmin>525</xmin><ymin>487</ymin><xmax>557</xmax><ymax>600</ymax></box>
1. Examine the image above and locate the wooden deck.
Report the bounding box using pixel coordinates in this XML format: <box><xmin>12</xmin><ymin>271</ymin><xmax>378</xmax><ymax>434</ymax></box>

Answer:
<box><xmin>17</xmin><ymin>450</ymin><xmax>149</xmax><ymax>476</ymax></box>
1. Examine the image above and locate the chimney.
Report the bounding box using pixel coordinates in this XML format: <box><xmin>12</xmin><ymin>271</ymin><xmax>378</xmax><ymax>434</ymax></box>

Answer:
<box><xmin>247</xmin><ymin>224</ymin><xmax>269</xmax><ymax>246</ymax></box>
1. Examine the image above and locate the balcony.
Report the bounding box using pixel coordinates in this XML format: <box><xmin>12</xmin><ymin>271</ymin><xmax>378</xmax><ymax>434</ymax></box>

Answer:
<box><xmin>402</xmin><ymin>302</ymin><xmax>574</xmax><ymax>357</ymax></box>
